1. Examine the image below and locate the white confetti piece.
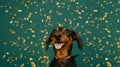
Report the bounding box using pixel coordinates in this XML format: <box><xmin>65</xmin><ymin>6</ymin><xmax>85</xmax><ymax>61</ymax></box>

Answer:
<box><xmin>18</xmin><ymin>10</ymin><xmax>22</xmax><ymax>12</ymax></box>
<box><xmin>93</xmin><ymin>10</ymin><xmax>98</xmax><ymax>12</ymax></box>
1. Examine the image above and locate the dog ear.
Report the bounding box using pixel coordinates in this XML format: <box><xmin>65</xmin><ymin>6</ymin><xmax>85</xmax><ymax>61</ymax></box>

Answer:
<box><xmin>46</xmin><ymin>34</ymin><xmax>52</xmax><ymax>51</ymax></box>
<box><xmin>71</xmin><ymin>31</ymin><xmax>83</xmax><ymax>50</ymax></box>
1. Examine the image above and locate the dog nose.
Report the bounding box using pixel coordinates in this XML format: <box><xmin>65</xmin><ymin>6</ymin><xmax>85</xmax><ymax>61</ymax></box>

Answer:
<box><xmin>55</xmin><ymin>34</ymin><xmax>61</xmax><ymax>40</ymax></box>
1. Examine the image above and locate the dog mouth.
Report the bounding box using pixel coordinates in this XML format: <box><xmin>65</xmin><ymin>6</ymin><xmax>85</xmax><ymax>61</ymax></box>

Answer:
<box><xmin>54</xmin><ymin>42</ymin><xmax>65</xmax><ymax>49</ymax></box>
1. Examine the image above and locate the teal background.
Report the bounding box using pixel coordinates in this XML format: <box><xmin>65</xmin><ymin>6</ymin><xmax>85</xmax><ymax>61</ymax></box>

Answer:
<box><xmin>0</xmin><ymin>0</ymin><xmax>120</xmax><ymax>67</ymax></box>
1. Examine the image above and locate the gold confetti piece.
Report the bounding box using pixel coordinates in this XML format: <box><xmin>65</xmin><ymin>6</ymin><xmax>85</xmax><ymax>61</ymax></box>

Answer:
<box><xmin>46</xmin><ymin>16</ymin><xmax>51</xmax><ymax>20</ymax></box>
<box><xmin>68</xmin><ymin>19</ymin><xmax>72</xmax><ymax>25</ymax></box>
<box><xmin>0</xmin><ymin>6</ymin><xmax>3</xmax><ymax>8</ymax></box>
<box><xmin>93</xmin><ymin>36</ymin><xmax>96</xmax><ymax>40</ymax></box>
<box><xmin>5</xmin><ymin>9</ymin><xmax>9</xmax><ymax>13</ymax></box>
<box><xmin>18</xmin><ymin>36</ymin><xmax>21</xmax><ymax>40</ymax></box>
<box><xmin>24</xmin><ymin>56</ymin><xmax>27</xmax><ymax>58</ymax></box>
<box><xmin>22</xmin><ymin>38</ymin><xmax>26</xmax><ymax>43</ymax></box>
<box><xmin>30</xmin><ymin>61</ymin><xmax>36</xmax><ymax>67</ymax></box>
<box><xmin>104</xmin><ymin>28</ymin><xmax>111</xmax><ymax>33</ymax></box>
<box><xmin>75</xmin><ymin>10</ymin><xmax>82</xmax><ymax>14</ymax></box>
<box><xmin>114</xmin><ymin>56</ymin><xmax>120</xmax><ymax>63</ymax></box>
<box><xmin>15</xmin><ymin>57</ymin><xmax>18</xmax><ymax>61</ymax></box>
<box><xmin>7</xmin><ymin>57</ymin><xmax>10</xmax><ymax>62</ymax></box>
<box><xmin>47</xmin><ymin>23</ymin><xmax>53</xmax><ymax>27</ymax></box>
<box><xmin>2</xmin><ymin>54</ymin><xmax>6</xmax><ymax>59</ymax></box>
<box><xmin>0</xmin><ymin>1</ymin><xmax>119</xmax><ymax>67</ymax></box>
<box><xmin>58</xmin><ymin>23</ymin><xmax>63</xmax><ymax>27</ymax></box>
<box><xmin>20</xmin><ymin>63</ymin><xmax>24</xmax><ymax>67</ymax></box>
<box><xmin>20</xmin><ymin>53</ymin><xmax>23</xmax><ymax>58</ymax></box>
<box><xmin>28</xmin><ymin>28</ymin><xmax>35</xmax><ymax>33</ymax></box>
<box><xmin>103</xmin><ymin>12</ymin><xmax>108</xmax><ymax>20</ymax></box>
<box><xmin>13</xmin><ymin>41</ymin><xmax>17</xmax><ymax>45</ymax></box>
<box><xmin>32</xmin><ymin>50</ymin><xmax>35</xmax><ymax>55</ymax></box>
<box><xmin>73</xmin><ymin>23</ymin><xmax>80</xmax><ymax>30</ymax></box>
<box><xmin>118</xmin><ymin>0</ymin><xmax>120</xmax><ymax>4</ymax></box>
<box><xmin>98</xmin><ymin>38</ymin><xmax>102</xmax><ymax>43</ymax></box>
<box><xmin>106</xmin><ymin>61</ymin><xmax>112</xmax><ymax>67</ymax></box>
<box><xmin>85</xmin><ymin>30</ymin><xmax>92</xmax><ymax>34</ymax></box>
<box><xmin>40</xmin><ymin>30</ymin><xmax>44</xmax><ymax>33</ymax></box>
<box><xmin>64</xmin><ymin>18</ymin><xmax>67</xmax><ymax>22</ymax></box>
<box><xmin>96</xmin><ymin>53</ymin><xmax>99</xmax><ymax>58</ymax></box>
<box><xmin>117</xmin><ymin>41</ymin><xmax>120</xmax><ymax>48</ymax></box>
<box><xmin>41</xmin><ymin>44</ymin><xmax>45</xmax><ymax>48</ymax></box>
<box><xmin>3</xmin><ymin>42</ymin><xmax>7</xmax><ymax>45</ymax></box>
<box><xmin>116</xmin><ymin>30</ymin><xmax>120</xmax><ymax>33</ymax></box>
<box><xmin>43</xmin><ymin>56</ymin><xmax>49</xmax><ymax>59</ymax></box>
<box><xmin>56</xmin><ymin>11</ymin><xmax>62</xmax><ymax>16</ymax></box>
<box><xmin>100</xmin><ymin>46</ymin><xmax>105</xmax><ymax>51</ymax></box>
<box><xmin>96</xmin><ymin>63</ymin><xmax>100</xmax><ymax>67</ymax></box>
<box><xmin>28</xmin><ymin>12</ymin><xmax>32</xmax><ymax>19</ymax></box>
<box><xmin>9</xmin><ymin>29</ymin><xmax>16</xmax><ymax>34</ymax></box>
<box><xmin>24</xmin><ymin>47</ymin><xmax>27</xmax><ymax>51</ymax></box>
<box><xmin>38</xmin><ymin>56</ymin><xmax>42</xmax><ymax>60</ymax></box>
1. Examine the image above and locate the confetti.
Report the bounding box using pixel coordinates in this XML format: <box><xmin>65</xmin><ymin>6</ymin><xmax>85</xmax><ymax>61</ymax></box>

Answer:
<box><xmin>96</xmin><ymin>63</ymin><xmax>100</xmax><ymax>67</ymax></box>
<box><xmin>28</xmin><ymin>28</ymin><xmax>35</xmax><ymax>33</ymax></box>
<box><xmin>0</xmin><ymin>0</ymin><xmax>119</xmax><ymax>67</ymax></box>
<box><xmin>9</xmin><ymin>29</ymin><xmax>16</xmax><ymax>34</ymax></box>
<box><xmin>93</xmin><ymin>10</ymin><xmax>98</xmax><ymax>12</ymax></box>
<box><xmin>20</xmin><ymin>63</ymin><xmax>24</xmax><ymax>67</ymax></box>
<box><xmin>30</xmin><ymin>61</ymin><xmax>36</xmax><ymax>67</ymax></box>
<box><xmin>18</xmin><ymin>9</ymin><xmax>22</xmax><ymax>12</ymax></box>
<box><xmin>106</xmin><ymin>61</ymin><xmax>112</xmax><ymax>67</ymax></box>
<box><xmin>5</xmin><ymin>9</ymin><xmax>9</xmax><ymax>13</ymax></box>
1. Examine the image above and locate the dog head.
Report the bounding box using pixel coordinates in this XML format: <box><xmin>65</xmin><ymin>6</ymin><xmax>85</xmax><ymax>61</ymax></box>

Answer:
<box><xmin>46</xmin><ymin>27</ymin><xmax>83</xmax><ymax>51</ymax></box>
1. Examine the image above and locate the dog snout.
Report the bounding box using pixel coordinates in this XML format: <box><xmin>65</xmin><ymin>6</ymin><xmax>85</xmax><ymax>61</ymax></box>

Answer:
<box><xmin>54</xmin><ymin>34</ymin><xmax>61</xmax><ymax>40</ymax></box>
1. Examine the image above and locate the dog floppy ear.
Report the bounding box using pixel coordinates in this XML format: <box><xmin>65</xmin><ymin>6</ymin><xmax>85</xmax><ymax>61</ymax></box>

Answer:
<box><xmin>46</xmin><ymin>34</ymin><xmax>52</xmax><ymax>51</ymax></box>
<box><xmin>71</xmin><ymin>31</ymin><xmax>83</xmax><ymax>50</ymax></box>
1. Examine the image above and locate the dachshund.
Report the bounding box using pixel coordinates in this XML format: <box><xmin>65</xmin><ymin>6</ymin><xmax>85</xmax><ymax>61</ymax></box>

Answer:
<box><xmin>46</xmin><ymin>27</ymin><xmax>83</xmax><ymax>67</ymax></box>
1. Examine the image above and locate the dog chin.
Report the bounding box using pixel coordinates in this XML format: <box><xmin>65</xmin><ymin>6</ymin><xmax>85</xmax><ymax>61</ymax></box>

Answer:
<box><xmin>54</xmin><ymin>43</ymin><xmax>65</xmax><ymax>49</ymax></box>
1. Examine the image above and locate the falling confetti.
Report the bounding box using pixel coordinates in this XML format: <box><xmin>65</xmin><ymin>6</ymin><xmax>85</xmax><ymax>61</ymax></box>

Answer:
<box><xmin>0</xmin><ymin>0</ymin><xmax>120</xmax><ymax>67</ymax></box>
